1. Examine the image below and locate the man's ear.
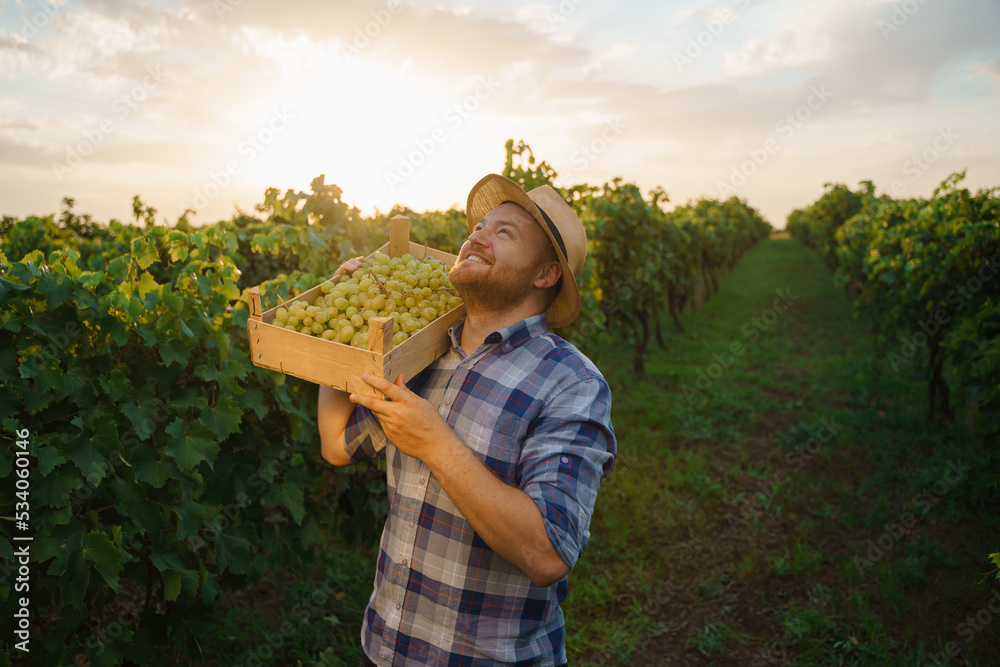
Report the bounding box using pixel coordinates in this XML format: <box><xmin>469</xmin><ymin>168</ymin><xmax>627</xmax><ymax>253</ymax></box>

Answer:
<box><xmin>533</xmin><ymin>261</ymin><xmax>562</xmax><ymax>289</ymax></box>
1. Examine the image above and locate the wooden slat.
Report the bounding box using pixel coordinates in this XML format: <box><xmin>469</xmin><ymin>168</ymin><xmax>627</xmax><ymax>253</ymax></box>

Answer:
<box><xmin>384</xmin><ymin>305</ymin><xmax>465</xmax><ymax>383</ymax></box>
<box><xmin>248</xmin><ymin>286</ymin><xmax>262</xmax><ymax>321</ymax></box>
<box><xmin>247</xmin><ymin>319</ymin><xmax>386</xmax><ymax>397</ymax></box>
<box><xmin>389</xmin><ymin>216</ymin><xmax>410</xmax><ymax>258</ymax></box>
<box><xmin>367</xmin><ymin>316</ymin><xmax>394</xmax><ymax>355</ymax></box>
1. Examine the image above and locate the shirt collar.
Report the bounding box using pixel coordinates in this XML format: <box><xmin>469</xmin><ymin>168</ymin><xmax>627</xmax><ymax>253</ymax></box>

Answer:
<box><xmin>447</xmin><ymin>312</ymin><xmax>549</xmax><ymax>356</ymax></box>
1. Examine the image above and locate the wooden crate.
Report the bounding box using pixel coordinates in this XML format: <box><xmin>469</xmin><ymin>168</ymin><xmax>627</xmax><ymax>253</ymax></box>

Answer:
<box><xmin>247</xmin><ymin>215</ymin><xmax>466</xmax><ymax>398</ymax></box>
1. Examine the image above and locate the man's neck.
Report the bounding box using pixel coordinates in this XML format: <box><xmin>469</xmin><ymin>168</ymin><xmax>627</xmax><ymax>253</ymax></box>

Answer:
<box><xmin>459</xmin><ymin>303</ymin><xmax>542</xmax><ymax>353</ymax></box>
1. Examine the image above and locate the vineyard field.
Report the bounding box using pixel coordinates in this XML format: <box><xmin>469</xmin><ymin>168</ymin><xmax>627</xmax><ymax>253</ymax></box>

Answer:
<box><xmin>2</xmin><ymin>143</ymin><xmax>997</xmax><ymax>666</ymax></box>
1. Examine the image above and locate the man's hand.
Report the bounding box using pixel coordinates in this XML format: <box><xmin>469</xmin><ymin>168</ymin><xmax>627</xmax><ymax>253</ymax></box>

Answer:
<box><xmin>333</xmin><ymin>256</ymin><xmax>364</xmax><ymax>279</ymax></box>
<box><xmin>349</xmin><ymin>373</ymin><xmax>458</xmax><ymax>467</ymax></box>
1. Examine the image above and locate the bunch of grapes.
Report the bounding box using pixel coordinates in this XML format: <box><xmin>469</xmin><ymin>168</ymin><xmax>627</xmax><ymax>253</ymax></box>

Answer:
<box><xmin>272</xmin><ymin>252</ymin><xmax>463</xmax><ymax>349</ymax></box>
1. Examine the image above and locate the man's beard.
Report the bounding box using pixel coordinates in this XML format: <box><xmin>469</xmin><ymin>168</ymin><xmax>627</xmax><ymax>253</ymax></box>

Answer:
<box><xmin>448</xmin><ymin>258</ymin><xmax>536</xmax><ymax>313</ymax></box>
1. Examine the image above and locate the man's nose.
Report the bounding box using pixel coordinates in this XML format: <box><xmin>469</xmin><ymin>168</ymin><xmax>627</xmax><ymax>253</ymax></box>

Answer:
<box><xmin>467</xmin><ymin>226</ymin><xmax>490</xmax><ymax>246</ymax></box>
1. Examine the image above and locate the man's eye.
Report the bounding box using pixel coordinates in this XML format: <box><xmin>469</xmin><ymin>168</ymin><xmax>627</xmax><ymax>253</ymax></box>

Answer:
<box><xmin>498</xmin><ymin>229</ymin><xmax>511</xmax><ymax>237</ymax></box>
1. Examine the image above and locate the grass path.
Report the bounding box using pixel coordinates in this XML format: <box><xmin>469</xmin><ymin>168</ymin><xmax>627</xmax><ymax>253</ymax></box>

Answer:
<box><xmin>567</xmin><ymin>237</ymin><xmax>999</xmax><ymax>666</ymax></box>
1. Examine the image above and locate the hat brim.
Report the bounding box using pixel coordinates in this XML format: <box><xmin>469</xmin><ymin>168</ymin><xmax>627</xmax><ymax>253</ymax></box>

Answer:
<box><xmin>465</xmin><ymin>174</ymin><xmax>582</xmax><ymax>328</ymax></box>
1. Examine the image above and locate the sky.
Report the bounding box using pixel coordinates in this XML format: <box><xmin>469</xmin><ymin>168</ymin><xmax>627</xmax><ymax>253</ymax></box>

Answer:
<box><xmin>1</xmin><ymin>0</ymin><xmax>998</xmax><ymax>229</ymax></box>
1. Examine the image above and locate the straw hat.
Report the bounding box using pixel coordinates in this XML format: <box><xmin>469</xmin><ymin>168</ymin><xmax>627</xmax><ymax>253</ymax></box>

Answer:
<box><xmin>465</xmin><ymin>173</ymin><xmax>586</xmax><ymax>328</ymax></box>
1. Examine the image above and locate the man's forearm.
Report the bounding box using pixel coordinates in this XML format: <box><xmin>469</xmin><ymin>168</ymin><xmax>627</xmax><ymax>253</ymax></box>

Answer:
<box><xmin>424</xmin><ymin>435</ymin><xmax>571</xmax><ymax>588</ymax></box>
<box><xmin>317</xmin><ymin>385</ymin><xmax>356</xmax><ymax>466</ymax></box>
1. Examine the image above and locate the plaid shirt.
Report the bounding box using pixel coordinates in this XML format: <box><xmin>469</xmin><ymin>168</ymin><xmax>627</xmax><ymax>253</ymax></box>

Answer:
<box><xmin>344</xmin><ymin>313</ymin><xmax>616</xmax><ymax>666</ymax></box>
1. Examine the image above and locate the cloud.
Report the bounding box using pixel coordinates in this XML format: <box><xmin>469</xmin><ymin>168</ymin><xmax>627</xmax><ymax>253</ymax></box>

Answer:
<box><xmin>971</xmin><ymin>58</ymin><xmax>1000</xmax><ymax>86</ymax></box>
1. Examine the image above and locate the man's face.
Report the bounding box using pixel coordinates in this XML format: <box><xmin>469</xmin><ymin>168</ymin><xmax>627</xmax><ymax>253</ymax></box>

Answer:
<box><xmin>449</xmin><ymin>202</ymin><xmax>553</xmax><ymax>313</ymax></box>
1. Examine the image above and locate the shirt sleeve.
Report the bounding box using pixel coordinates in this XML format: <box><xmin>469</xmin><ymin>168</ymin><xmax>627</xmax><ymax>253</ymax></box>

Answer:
<box><xmin>344</xmin><ymin>405</ymin><xmax>388</xmax><ymax>463</ymax></box>
<box><xmin>518</xmin><ymin>375</ymin><xmax>616</xmax><ymax>570</ymax></box>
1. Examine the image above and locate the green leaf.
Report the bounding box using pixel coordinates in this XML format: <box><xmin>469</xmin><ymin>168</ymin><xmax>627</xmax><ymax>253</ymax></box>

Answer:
<box><xmin>131</xmin><ymin>237</ymin><xmax>159</xmax><ymax>270</ymax></box>
<box><xmin>238</xmin><ymin>387</ymin><xmax>268</xmax><ymax>419</ymax></box>
<box><xmin>162</xmin><ymin>570</ymin><xmax>182</xmax><ymax>602</ymax></box>
<box><xmin>121</xmin><ymin>395</ymin><xmax>168</xmax><ymax>440</ymax></box>
<box><xmin>0</xmin><ymin>276</ymin><xmax>31</xmax><ymax>301</ymax></box>
<box><xmin>177</xmin><ymin>315</ymin><xmax>195</xmax><ymax>339</ymax></box>
<box><xmin>137</xmin><ymin>271</ymin><xmax>159</xmax><ymax>300</ymax></box>
<box><xmin>83</xmin><ymin>530</ymin><xmax>123</xmax><ymax>591</ymax></box>
<box><xmin>200</xmin><ymin>395</ymin><xmax>243</xmax><ymax>440</ymax></box>
<box><xmin>99</xmin><ymin>368</ymin><xmax>133</xmax><ymax>403</ymax></box>
<box><xmin>132</xmin><ymin>450</ymin><xmax>174</xmax><ymax>488</ymax></box>
<box><xmin>158</xmin><ymin>339</ymin><xmax>187</xmax><ymax>367</ymax></box>
<box><xmin>162</xmin><ymin>290</ymin><xmax>184</xmax><ymax>315</ymax></box>
<box><xmin>112</xmin><ymin>477</ymin><xmax>166</xmax><ymax>534</ymax></box>
<box><xmin>36</xmin><ymin>445</ymin><xmax>67</xmax><ymax>476</ymax></box>
<box><xmin>39</xmin><ymin>272</ymin><xmax>75</xmax><ymax>309</ymax></box>
<box><xmin>202</xmin><ymin>572</ymin><xmax>220</xmax><ymax>604</ymax></box>
<box><xmin>264</xmin><ymin>483</ymin><xmax>306</xmax><ymax>525</ymax></box>
<box><xmin>57</xmin><ymin>532</ymin><xmax>90</xmax><ymax>609</ymax></box>
<box><xmin>216</xmin><ymin>531</ymin><xmax>251</xmax><ymax>574</ymax></box>
<box><xmin>64</xmin><ymin>416</ymin><xmax>119</xmax><ymax>480</ymax></box>
<box><xmin>165</xmin><ymin>418</ymin><xmax>220</xmax><ymax>470</ymax></box>
<box><xmin>173</xmin><ymin>499</ymin><xmax>208</xmax><ymax>543</ymax></box>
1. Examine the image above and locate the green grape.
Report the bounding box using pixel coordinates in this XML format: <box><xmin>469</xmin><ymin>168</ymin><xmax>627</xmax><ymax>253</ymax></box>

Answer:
<box><xmin>287</xmin><ymin>315</ymin><xmax>300</xmax><ymax>327</ymax></box>
<box><xmin>275</xmin><ymin>307</ymin><xmax>288</xmax><ymax>323</ymax></box>
<box><xmin>313</xmin><ymin>252</ymin><xmax>464</xmax><ymax>348</ymax></box>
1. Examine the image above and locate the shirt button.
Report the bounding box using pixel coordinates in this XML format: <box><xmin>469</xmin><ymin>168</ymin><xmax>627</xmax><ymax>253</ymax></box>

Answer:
<box><xmin>409</xmin><ymin>521</ymin><xmax>415</xmax><ymax>529</ymax></box>
<box><xmin>418</xmin><ymin>477</ymin><xmax>425</xmax><ymax>485</ymax></box>
<box><xmin>443</xmin><ymin>397</ymin><xmax>452</xmax><ymax>407</ymax></box>
<box><xmin>561</xmin><ymin>456</ymin><xmax>570</xmax><ymax>464</ymax></box>
<box><xmin>396</xmin><ymin>603</ymin><xmax>401</xmax><ymax>610</ymax></box>
<box><xmin>401</xmin><ymin>558</ymin><xmax>408</xmax><ymax>567</ymax></box>
<box><xmin>504</xmin><ymin>343</ymin><xmax>511</xmax><ymax>351</ymax></box>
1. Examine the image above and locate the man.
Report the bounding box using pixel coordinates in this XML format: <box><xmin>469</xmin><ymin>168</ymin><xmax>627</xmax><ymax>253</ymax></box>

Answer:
<box><xmin>317</xmin><ymin>173</ymin><xmax>616</xmax><ymax>666</ymax></box>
